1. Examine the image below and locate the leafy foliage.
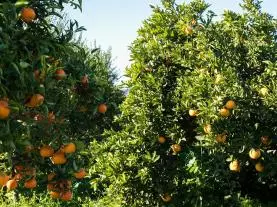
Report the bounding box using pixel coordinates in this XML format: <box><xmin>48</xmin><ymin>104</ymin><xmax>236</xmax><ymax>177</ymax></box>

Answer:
<box><xmin>90</xmin><ymin>0</ymin><xmax>277</xmax><ymax>206</ymax></box>
<box><xmin>0</xmin><ymin>0</ymin><xmax>123</xmax><ymax>204</ymax></box>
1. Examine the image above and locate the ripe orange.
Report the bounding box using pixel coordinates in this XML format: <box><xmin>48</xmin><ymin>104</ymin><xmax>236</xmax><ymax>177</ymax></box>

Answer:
<box><xmin>189</xmin><ymin>109</ymin><xmax>198</xmax><ymax>117</ymax></box>
<box><xmin>229</xmin><ymin>160</ymin><xmax>240</xmax><ymax>172</ymax></box>
<box><xmin>216</xmin><ymin>133</ymin><xmax>227</xmax><ymax>143</ymax></box>
<box><xmin>249</xmin><ymin>148</ymin><xmax>261</xmax><ymax>160</ymax></box>
<box><xmin>6</xmin><ymin>179</ymin><xmax>18</xmax><ymax>191</ymax></box>
<box><xmin>50</xmin><ymin>191</ymin><xmax>60</xmax><ymax>199</ymax></box>
<box><xmin>158</xmin><ymin>136</ymin><xmax>166</xmax><ymax>144</ymax></box>
<box><xmin>204</xmin><ymin>124</ymin><xmax>212</xmax><ymax>134</ymax></box>
<box><xmin>40</xmin><ymin>145</ymin><xmax>54</xmax><ymax>157</ymax></box>
<box><xmin>255</xmin><ymin>162</ymin><xmax>264</xmax><ymax>172</ymax></box>
<box><xmin>219</xmin><ymin>108</ymin><xmax>230</xmax><ymax>117</ymax></box>
<box><xmin>60</xmin><ymin>191</ymin><xmax>73</xmax><ymax>201</ymax></box>
<box><xmin>48</xmin><ymin>172</ymin><xmax>56</xmax><ymax>181</ymax></box>
<box><xmin>161</xmin><ymin>193</ymin><xmax>172</xmax><ymax>202</ymax></box>
<box><xmin>98</xmin><ymin>103</ymin><xmax>107</xmax><ymax>114</ymax></box>
<box><xmin>74</xmin><ymin>169</ymin><xmax>86</xmax><ymax>179</ymax></box>
<box><xmin>21</xmin><ymin>7</ymin><xmax>36</xmax><ymax>23</ymax></box>
<box><xmin>261</xmin><ymin>136</ymin><xmax>271</xmax><ymax>146</ymax></box>
<box><xmin>55</xmin><ymin>69</ymin><xmax>66</xmax><ymax>80</ymax></box>
<box><xmin>24</xmin><ymin>178</ymin><xmax>37</xmax><ymax>189</ymax></box>
<box><xmin>0</xmin><ymin>174</ymin><xmax>10</xmax><ymax>186</ymax></box>
<box><xmin>225</xmin><ymin>100</ymin><xmax>236</xmax><ymax>110</ymax></box>
<box><xmin>26</xmin><ymin>94</ymin><xmax>44</xmax><ymax>108</ymax></box>
<box><xmin>62</xmin><ymin>143</ymin><xmax>76</xmax><ymax>154</ymax></box>
<box><xmin>51</xmin><ymin>152</ymin><xmax>67</xmax><ymax>165</ymax></box>
<box><xmin>171</xmin><ymin>144</ymin><xmax>181</xmax><ymax>153</ymax></box>
<box><xmin>0</xmin><ymin>105</ymin><xmax>10</xmax><ymax>119</ymax></box>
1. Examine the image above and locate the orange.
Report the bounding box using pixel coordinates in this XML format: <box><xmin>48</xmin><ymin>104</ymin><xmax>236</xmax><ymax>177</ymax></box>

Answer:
<box><xmin>51</xmin><ymin>152</ymin><xmax>67</xmax><ymax>165</ymax></box>
<box><xmin>255</xmin><ymin>162</ymin><xmax>264</xmax><ymax>172</ymax></box>
<box><xmin>0</xmin><ymin>174</ymin><xmax>10</xmax><ymax>186</ymax></box>
<box><xmin>74</xmin><ymin>169</ymin><xmax>86</xmax><ymax>179</ymax></box>
<box><xmin>40</xmin><ymin>145</ymin><xmax>54</xmax><ymax>157</ymax></box>
<box><xmin>0</xmin><ymin>105</ymin><xmax>10</xmax><ymax>119</ymax></box>
<box><xmin>21</xmin><ymin>7</ymin><xmax>36</xmax><ymax>23</ymax></box>
<box><xmin>60</xmin><ymin>191</ymin><xmax>73</xmax><ymax>201</ymax></box>
<box><xmin>26</xmin><ymin>94</ymin><xmax>44</xmax><ymax>108</ymax></box>
<box><xmin>55</xmin><ymin>69</ymin><xmax>66</xmax><ymax>80</ymax></box>
<box><xmin>62</xmin><ymin>143</ymin><xmax>76</xmax><ymax>154</ymax></box>
<box><xmin>6</xmin><ymin>179</ymin><xmax>18</xmax><ymax>191</ymax></box>
<box><xmin>229</xmin><ymin>160</ymin><xmax>240</xmax><ymax>172</ymax></box>
<box><xmin>161</xmin><ymin>193</ymin><xmax>172</xmax><ymax>202</ymax></box>
<box><xmin>158</xmin><ymin>136</ymin><xmax>166</xmax><ymax>144</ymax></box>
<box><xmin>98</xmin><ymin>103</ymin><xmax>107</xmax><ymax>114</ymax></box>
<box><xmin>216</xmin><ymin>133</ymin><xmax>227</xmax><ymax>143</ymax></box>
<box><xmin>171</xmin><ymin>144</ymin><xmax>181</xmax><ymax>153</ymax></box>
<box><xmin>219</xmin><ymin>108</ymin><xmax>230</xmax><ymax>117</ymax></box>
<box><xmin>50</xmin><ymin>191</ymin><xmax>60</xmax><ymax>199</ymax></box>
<box><xmin>24</xmin><ymin>178</ymin><xmax>37</xmax><ymax>189</ymax></box>
<box><xmin>249</xmin><ymin>148</ymin><xmax>261</xmax><ymax>160</ymax></box>
<box><xmin>261</xmin><ymin>136</ymin><xmax>271</xmax><ymax>146</ymax></box>
<box><xmin>225</xmin><ymin>100</ymin><xmax>236</xmax><ymax>110</ymax></box>
<box><xmin>48</xmin><ymin>172</ymin><xmax>56</xmax><ymax>181</ymax></box>
<box><xmin>204</xmin><ymin>124</ymin><xmax>212</xmax><ymax>134</ymax></box>
<box><xmin>189</xmin><ymin>109</ymin><xmax>198</xmax><ymax>117</ymax></box>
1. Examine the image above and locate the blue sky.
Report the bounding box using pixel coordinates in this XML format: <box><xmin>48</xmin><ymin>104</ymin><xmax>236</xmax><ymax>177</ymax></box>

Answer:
<box><xmin>66</xmin><ymin>0</ymin><xmax>277</xmax><ymax>77</ymax></box>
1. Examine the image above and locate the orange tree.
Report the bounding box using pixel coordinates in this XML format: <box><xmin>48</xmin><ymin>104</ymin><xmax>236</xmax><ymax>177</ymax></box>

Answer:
<box><xmin>0</xmin><ymin>0</ymin><xmax>123</xmax><ymax>203</ymax></box>
<box><xmin>90</xmin><ymin>0</ymin><xmax>277</xmax><ymax>206</ymax></box>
